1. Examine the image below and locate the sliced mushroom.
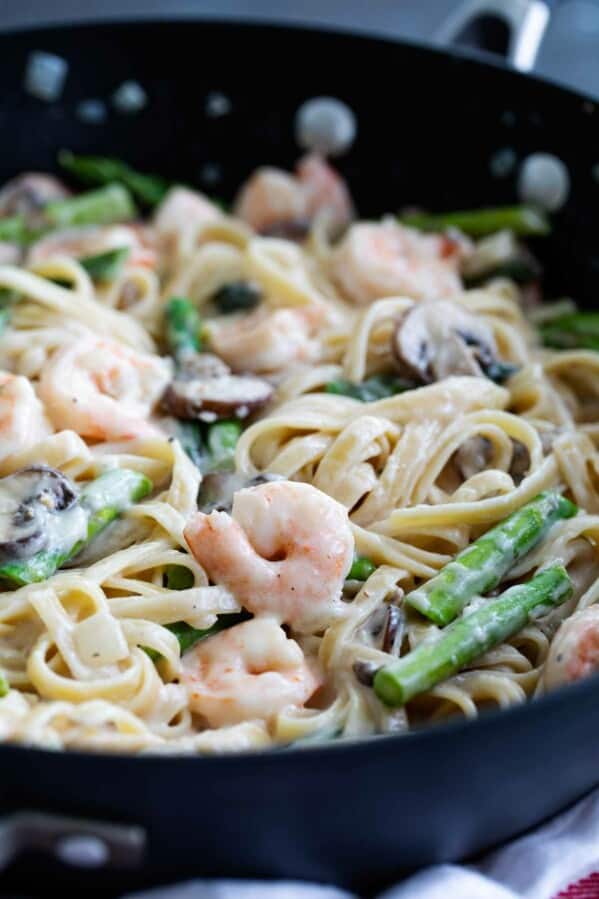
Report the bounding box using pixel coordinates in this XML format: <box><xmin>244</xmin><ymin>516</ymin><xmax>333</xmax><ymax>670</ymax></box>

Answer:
<box><xmin>509</xmin><ymin>440</ymin><xmax>530</xmax><ymax>484</ymax></box>
<box><xmin>176</xmin><ymin>351</ymin><xmax>230</xmax><ymax>382</ymax></box>
<box><xmin>455</xmin><ymin>437</ymin><xmax>493</xmax><ymax>480</ymax></box>
<box><xmin>163</xmin><ymin>372</ymin><xmax>273</xmax><ymax>423</ymax></box>
<box><xmin>0</xmin><ymin>173</ymin><xmax>70</xmax><ymax>225</ymax></box>
<box><xmin>392</xmin><ymin>299</ymin><xmax>505</xmax><ymax>384</ymax></box>
<box><xmin>198</xmin><ymin>471</ymin><xmax>284</xmax><ymax>513</ymax></box>
<box><xmin>0</xmin><ymin>466</ymin><xmax>77</xmax><ymax>563</ymax></box>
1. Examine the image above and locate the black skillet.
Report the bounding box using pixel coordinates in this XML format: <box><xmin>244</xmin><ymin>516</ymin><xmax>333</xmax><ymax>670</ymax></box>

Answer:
<box><xmin>1</xmin><ymin>4</ymin><xmax>599</xmax><ymax>896</ymax></box>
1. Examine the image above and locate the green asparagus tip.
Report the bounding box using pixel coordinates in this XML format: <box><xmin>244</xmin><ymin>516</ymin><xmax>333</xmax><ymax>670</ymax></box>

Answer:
<box><xmin>348</xmin><ymin>556</ymin><xmax>377</xmax><ymax>581</ymax></box>
<box><xmin>80</xmin><ymin>246</ymin><xmax>130</xmax><ymax>282</ymax></box>
<box><xmin>399</xmin><ymin>205</ymin><xmax>550</xmax><ymax>238</ymax></box>
<box><xmin>164</xmin><ymin>564</ymin><xmax>195</xmax><ymax>591</ymax></box>
<box><xmin>406</xmin><ymin>491</ymin><xmax>577</xmax><ymax>626</ymax></box>
<box><xmin>0</xmin><ymin>672</ymin><xmax>8</xmax><ymax>698</ymax></box>
<box><xmin>45</xmin><ymin>183</ymin><xmax>138</xmax><ymax>229</ymax></box>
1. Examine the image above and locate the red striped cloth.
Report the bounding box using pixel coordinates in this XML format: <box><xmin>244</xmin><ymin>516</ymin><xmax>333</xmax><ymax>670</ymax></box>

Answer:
<box><xmin>555</xmin><ymin>872</ymin><xmax>599</xmax><ymax>898</ymax></box>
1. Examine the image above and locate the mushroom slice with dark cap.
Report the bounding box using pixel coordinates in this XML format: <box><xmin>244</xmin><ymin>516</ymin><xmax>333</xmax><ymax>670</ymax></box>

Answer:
<box><xmin>392</xmin><ymin>299</ymin><xmax>506</xmax><ymax>384</ymax></box>
<box><xmin>0</xmin><ymin>466</ymin><xmax>77</xmax><ymax>564</ymax></box>
<box><xmin>198</xmin><ymin>471</ymin><xmax>284</xmax><ymax>513</ymax></box>
<box><xmin>163</xmin><ymin>371</ymin><xmax>273</xmax><ymax>422</ymax></box>
<box><xmin>0</xmin><ymin>173</ymin><xmax>70</xmax><ymax>225</ymax></box>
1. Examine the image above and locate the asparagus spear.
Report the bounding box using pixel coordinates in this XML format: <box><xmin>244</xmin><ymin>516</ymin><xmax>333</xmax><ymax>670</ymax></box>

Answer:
<box><xmin>348</xmin><ymin>556</ymin><xmax>377</xmax><ymax>581</ymax></box>
<box><xmin>164</xmin><ymin>564</ymin><xmax>195</xmax><ymax>591</ymax></box>
<box><xmin>163</xmin><ymin>297</ymin><xmax>206</xmax><ymax>466</ymax></box>
<box><xmin>0</xmin><ymin>469</ymin><xmax>152</xmax><ymax>586</ymax></box>
<box><xmin>44</xmin><ymin>183</ymin><xmax>137</xmax><ymax>230</ymax></box>
<box><xmin>399</xmin><ymin>205</ymin><xmax>550</xmax><ymax>238</ymax></box>
<box><xmin>206</xmin><ymin>420</ymin><xmax>242</xmax><ymax>471</ymax></box>
<box><xmin>59</xmin><ymin>151</ymin><xmax>171</xmax><ymax>207</ymax></box>
<box><xmin>165</xmin><ymin>296</ymin><xmax>202</xmax><ymax>359</ymax></box>
<box><xmin>79</xmin><ymin>246</ymin><xmax>130</xmax><ymax>282</ymax></box>
<box><xmin>540</xmin><ymin>313</ymin><xmax>599</xmax><ymax>351</ymax></box>
<box><xmin>325</xmin><ymin>374</ymin><xmax>415</xmax><ymax>402</ymax></box>
<box><xmin>0</xmin><ymin>216</ymin><xmax>30</xmax><ymax>244</ymax></box>
<box><xmin>374</xmin><ymin>565</ymin><xmax>572</xmax><ymax>706</ymax></box>
<box><xmin>406</xmin><ymin>491</ymin><xmax>577</xmax><ymax>626</ymax></box>
<box><xmin>0</xmin><ymin>672</ymin><xmax>8</xmax><ymax>697</ymax></box>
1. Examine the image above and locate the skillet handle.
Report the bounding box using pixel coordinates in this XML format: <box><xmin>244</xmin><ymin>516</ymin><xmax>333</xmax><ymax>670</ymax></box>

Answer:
<box><xmin>434</xmin><ymin>0</ymin><xmax>554</xmax><ymax>72</ymax></box>
<box><xmin>0</xmin><ymin>811</ymin><xmax>146</xmax><ymax>871</ymax></box>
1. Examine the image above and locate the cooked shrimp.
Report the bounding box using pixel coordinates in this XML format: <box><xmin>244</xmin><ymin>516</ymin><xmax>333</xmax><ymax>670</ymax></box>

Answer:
<box><xmin>543</xmin><ymin>605</ymin><xmax>599</xmax><ymax>691</ymax></box>
<box><xmin>181</xmin><ymin>617</ymin><xmax>321</xmax><ymax>727</ymax></box>
<box><xmin>153</xmin><ymin>186</ymin><xmax>223</xmax><ymax>243</ymax></box>
<box><xmin>28</xmin><ymin>224</ymin><xmax>158</xmax><ymax>269</ymax></box>
<box><xmin>38</xmin><ymin>333</ymin><xmax>172</xmax><ymax>441</ymax></box>
<box><xmin>296</xmin><ymin>153</ymin><xmax>353</xmax><ymax>226</ymax></box>
<box><xmin>0</xmin><ymin>372</ymin><xmax>52</xmax><ymax>461</ymax></box>
<box><xmin>184</xmin><ymin>480</ymin><xmax>354</xmax><ymax>634</ymax></box>
<box><xmin>234</xmin><ymin>153</ymin><xmax>353</xmax><ymax>234</ymax></box>
<box><xmin>207</xmin><ymin>306</ymin><xmax>322</xmax><ymax>374</ymax></box>
<box><xmin>330</xmin><ymin>219</ymin><xmax>465</xmax><ymax>304</ymax></box>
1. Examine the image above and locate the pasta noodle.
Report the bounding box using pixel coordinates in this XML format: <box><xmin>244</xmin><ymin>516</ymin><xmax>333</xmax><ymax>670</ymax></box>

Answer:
<box><xmin>0</xmin><ymin>157</ymin><xmax>596</xmax><ymax>754</ymax></box>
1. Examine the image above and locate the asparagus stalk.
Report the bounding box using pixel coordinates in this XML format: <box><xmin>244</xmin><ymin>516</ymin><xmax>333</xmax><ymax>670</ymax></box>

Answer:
<box><xmin>59</xmin><ymin>151</ymin><xmax>171</xmax><ymax>207</ymax></box>
<box><xmin>374</xmin><ymin>565</ymin><xmax>572</xmax><ymax>706</ymax></box>
<box><xmin>406</xmin><ymin>492</ymin><xmax>577</xmax><ymax>626</ymax></box>
<box><xmin>348</xmin><ymin>556</ymin><xmax>377</xmax><ymax>581</ymax></box>
<box><xmin>0</xmin><ymin>672</ymin><xmax>8</xmax><ymax>697</ymax></box>
<box><xmin>0</xmin><ymin>216</ymin><xmax>30</xmax><ymax>244</ymax></box>
<box><xmin>400</xmin><ymin>205</ymin><xmax>550</xmax><ymax>238</ymax></box>
<box><xmin>79</xmin><ymin>246</ymin><xmax>130</xmax><ymax>282</ymax></box>
<box><xmin>540</xmin><ymin>313</ymin><xmax>599</xmax><ymax>351</ymax></box>
<box><xmin>44</xmin><ymin>183</ymin><xmax>137</xmax><ymax>230</ymax></box>
<box><xmin>163</xmin><ymin>297</ymin><xmax>206</xmax><ymax>467</ymax></box>
<box><xmin>0</xmin><ymin>469</ymin><xmax>152</xmax><ymax>586</ymax></box>
<box><xmin>206</xmin><ymin>420</ymin><xmax>242</xmax><ymax>471</ymax></box>
<box><xmin>165</xmin><ymin>296</ymin><xmax>202</xmax><ymax>359</ymax></box>
<box><xmin>325</xmin><ymin>374</ymin><xmax>415</xmax><ymax>402</ymax></box>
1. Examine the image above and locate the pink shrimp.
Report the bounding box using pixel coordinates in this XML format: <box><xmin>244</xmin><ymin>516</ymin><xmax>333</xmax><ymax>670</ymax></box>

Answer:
<box><xmin>38</xmin><ymin>334</ymin><xmax>172</xmax><ymax>441</ymax></box>
<box><xmin>543</xmin><ymin>605</ymin><xmax>599</xmax><ymax>690</ymax></box>
<box><xmin>234</xmin><ymin>153</ymin><xmax>353</xmax><ymax>234</ymax></box>
<box><xmin>0</xmin><ymin>372</ymin><xmax>52</xmax><ymax>460</ymax></box>
<box><xmin>153</xmin><ymin>186</ymin><xmax>223</xmax><ymax>242</ymax></box>
<box><xmin>330</xmin><ymin>219</ymin><xmax>465</xmax><ymax>304</ymax></box>
<box><xmin>207</xmin><ymin>305</ymin><xmax>323</xmax><ymax>374</ymax></box>
<box><xmin>181</xmin><ymin>617</ymin><xmax>321</xmax><ymax>727</ymax></box>
<box><xmin>184</xmin><ymin>480</ymin><xmax>354</xmax><ymax>634</ymax></box>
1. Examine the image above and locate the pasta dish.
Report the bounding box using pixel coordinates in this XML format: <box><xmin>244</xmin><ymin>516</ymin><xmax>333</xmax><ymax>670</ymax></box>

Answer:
<box><xmin>0</xmin><ymin>151</ymin><xmax>596</xmax><ymax>754</ymax></box>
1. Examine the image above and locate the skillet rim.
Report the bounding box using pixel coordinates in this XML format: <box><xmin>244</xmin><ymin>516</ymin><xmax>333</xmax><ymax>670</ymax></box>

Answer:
<box><xmin>0</xmin><ymin>14</ymin><xmax>597</xmax><ymax>110</ymax></box>
<box><xmin>0</xmin><ymin>15</ymin><xmax>596</xmax><ymax>765</ymax></box>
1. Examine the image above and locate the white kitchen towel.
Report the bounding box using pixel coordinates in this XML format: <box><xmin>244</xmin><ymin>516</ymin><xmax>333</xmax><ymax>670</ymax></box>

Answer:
<box><xmin>125</xmin><ymin>787</ymin><xmax>599</xmax><ymax>899</ymax></box>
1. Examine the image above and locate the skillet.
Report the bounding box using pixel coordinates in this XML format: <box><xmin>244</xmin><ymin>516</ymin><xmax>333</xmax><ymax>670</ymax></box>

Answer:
<box><xmin>0</xmin><ymin>4</ymin><xmax>599</xmax><ymax>894</ymax></box>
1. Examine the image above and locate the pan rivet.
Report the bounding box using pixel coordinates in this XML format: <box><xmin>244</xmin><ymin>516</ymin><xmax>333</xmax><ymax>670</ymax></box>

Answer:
<box><xmin>200</xmin><ymin>163</ymin><xmax>222</xmax><ymax>186</ymax></box>
<box><xmin>205</xmin><ymin>92</ymin><xmax>232</xmax><ymax>118</ymax></box>
<box><xmin>76</xmin><ymin>99</ymin><xmax>107</xmax><ymax>125</ymax></box>
<box><xmin>518</xmin><ymin>153</ymin><xmax>570</xmax><ymax>212</ymax></box>
<box><xmin>55</xmin><ymin>834</ymin><xmax>110</xmax><ymax>868</ymax></box>
<box><xmin>23</xmin><ymin>51</ymin><xmax>68</xmax><ymax>102</ymax></box>
<box><xmin>295</xmin><ymin>97</ymin><xmax>356</xmax><ymax>157</ymax></box>
<box><xmin>489</xmin><ymin>148</ymin><xmax>516</xmax><ymax>179</ymax></box>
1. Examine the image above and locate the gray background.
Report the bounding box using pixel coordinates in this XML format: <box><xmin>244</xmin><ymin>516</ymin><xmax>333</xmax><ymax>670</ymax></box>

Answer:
<box><xmin>1</xmin><ymin>0</ymin><xmax>599</xmax><ymax>97</ymax></box>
